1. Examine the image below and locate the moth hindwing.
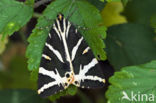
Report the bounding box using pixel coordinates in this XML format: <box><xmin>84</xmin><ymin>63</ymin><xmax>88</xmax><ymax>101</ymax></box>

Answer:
<box><xmin>38</xmin><ymin>13</ymin><xmax>105</xmax><ymax>97</ymax></box>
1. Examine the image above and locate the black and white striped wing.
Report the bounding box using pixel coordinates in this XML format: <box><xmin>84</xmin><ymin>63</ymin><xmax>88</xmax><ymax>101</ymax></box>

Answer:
<box><xmin>68</xmin><ymin>25</ymin><xmax>106</xmax><ymax>88</ymax></box>
<box><xmin>38</xmin><ymin>15</ymin><xmax>71</xmax><ymax>97</ymax></box>
<box><xmin>38</xmin><ymin>14</ymin><xmax>105</xmax><ymax>98</ymax></box>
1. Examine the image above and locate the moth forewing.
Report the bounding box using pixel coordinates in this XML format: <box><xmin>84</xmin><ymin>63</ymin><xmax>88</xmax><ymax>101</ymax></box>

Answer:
<box><xmin>38</xmin><ymin>13</ymin><xmax>105</xmax><ymax>97</ymax></box>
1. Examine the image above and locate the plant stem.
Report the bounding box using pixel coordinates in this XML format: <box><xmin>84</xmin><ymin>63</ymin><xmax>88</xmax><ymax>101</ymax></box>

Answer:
<box><xmin>33</xmin><ymin>12</ymin><xmax>42</xmax><ymax>18</ymax></box>
<box><xmin>34</xmin><ymin>0</ymin><xmax>52</xmax><ymax>8</ymax></box>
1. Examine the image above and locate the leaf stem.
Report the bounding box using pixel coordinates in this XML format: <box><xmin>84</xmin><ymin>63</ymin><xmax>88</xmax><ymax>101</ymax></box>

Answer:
<box><xmin>33</xmin><ymin>12</ymin><xmax>42</xmax><ymax>18</ymax></box>
<box><xmin>34</xmin><ymin>0</ymin><xmax>52</xmax><ymax>8</ymax></box>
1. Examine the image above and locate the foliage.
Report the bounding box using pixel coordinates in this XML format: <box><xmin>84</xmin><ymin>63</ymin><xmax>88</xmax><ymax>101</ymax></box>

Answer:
<box><xmin>106</xmin><ymin>60</ymin><xmax>156</xmax><ymax>103</ymax></box>
<box><xmin>123</xmin><ymin>0</ymin><xmax>156</xmax><ymax>26</ymax></box>
<box><xmin>0</xmin><ymin>0</ymin><xmax>33</xmax><ymax>38</ymax></box>
<box><xmin>25</xmin><ymin>0</ymin><xmax>35</xmax><ymax>6</ymax></box>
<box><xmin>48</xmin><ymin>85</ymin><xmax>77</xmax><ymax>101</ymax></box>
<box><xmin>88</xmin><ymin>0</ymin><xmax>106</xmax><ymax>11</ymax></box>
<box><xmin>101</xmin><ymin>1</ymin><xmax>127</xmax><ymax>27</ymax></box>
<box><xmin>105</xmin><ymin>23</ymin><xmax>156</xmax><ymax>70</ymax></box>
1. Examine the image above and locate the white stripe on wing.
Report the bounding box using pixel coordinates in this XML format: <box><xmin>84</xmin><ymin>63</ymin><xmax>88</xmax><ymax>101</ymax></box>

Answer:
<box><xmin>45</xmin><ymin>43</ymin><xmax>64</xmax><ymax>63</ymax></box>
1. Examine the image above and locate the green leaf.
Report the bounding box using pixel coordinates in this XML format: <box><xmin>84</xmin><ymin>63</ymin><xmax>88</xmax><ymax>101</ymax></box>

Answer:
<box><xmin>48</xmin><ymin>85</ymin><xmax>77</xmax><ymax>101</ymax></box>
<box><xmin>67</xmin><ymin>85</ymin><xmax>77</xmax><ymax>96</ymax></box>
<box><xmin>106</xmin><ymin>60</ymin><xmax>156</xmax><ymax>103</ymax></box>
<box><xmin>0</xmin><ymin>0</ymin><xmax>33</xmax><ymax>38</ymax></box>
<box><xmin>151</xmin><ymin>15</ymin><xmax>156</xmax><ymax>33</ymax></box>
<box><xmin>123</xmin><ymin>0</ymin><xmax>156</xmax><ymax>26</ymax></box>
<box><xmin>26</xmin><ymin>0</ymin><xmax>106</xmax><ymax>71</ymax></box>
<box><xmin>105</xmin><ymin>23</ymin><xmax>156</xmax><ymax>70</ymax></box>
<box><xmin>25</xmin><ymin>0</ymin><xmax>35</xmax><ymax>6</ymax></box>
<box><xmin>0</xmin><ymin>89</ymin><xmax>49</xmax><ymax>103</ymax></box>
<box><xmin>88</xmin><ymin>0</ymin><xmax>106</xmax><ymax>11</ymax></box>
<box><xmin>101</xmin><ymin>1</ymin><xmax>127</xmax><ymax>27</ymax></box>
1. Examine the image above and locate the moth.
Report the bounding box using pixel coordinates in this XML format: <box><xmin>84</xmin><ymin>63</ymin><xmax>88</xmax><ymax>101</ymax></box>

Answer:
<box><xmin>38</xmin><ymin>13</ymin><xmax>105</xmax><ymax>97</ymax></box>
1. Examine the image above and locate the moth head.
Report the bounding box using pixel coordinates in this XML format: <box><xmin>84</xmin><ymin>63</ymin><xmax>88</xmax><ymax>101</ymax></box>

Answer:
<box><xmin>57</xmin><ymin>13</ymin><xmax>64</xmax><ymax>21</ymax></box>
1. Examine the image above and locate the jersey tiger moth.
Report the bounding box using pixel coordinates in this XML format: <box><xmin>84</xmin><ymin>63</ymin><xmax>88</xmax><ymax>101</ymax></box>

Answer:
<box><xmin>37</xmin><ymin>13</ymin><xmax>105</xmax><ymax>97</ymax></box>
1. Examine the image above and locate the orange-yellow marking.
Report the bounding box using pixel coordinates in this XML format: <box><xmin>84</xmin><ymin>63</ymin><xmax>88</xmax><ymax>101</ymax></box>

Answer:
<box><xmin>42</xmin><ymin>54</ymin><xmax>51</xmax><ymax>60</ymax></box>
<box><xmin>58</xmin><ymin>14</ymin><xmax>62</xmax><ymax>20</ymax></box>
<box><xmin>37</xmin><ymin>90</ymin><xmax>41</xmax><ymax>94</ymax></box>
<box><xmin>103</xmin><ymin>79</ymin><xmax>106</xmax><ymax>83</ymax></box>
<box><xmin>70</xmin><ymin>76</ymin><xmax>75</xmax><ymax>84</ymax></box>
<box><xmin>45</xmin><ymin>56</ymin><xmax>51</xmax><ymax>60</ymax></box>
<box><xmin>82</xmin><ymin>47</ymin><xmax>90</xmax><ymax>54</ymax></box>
